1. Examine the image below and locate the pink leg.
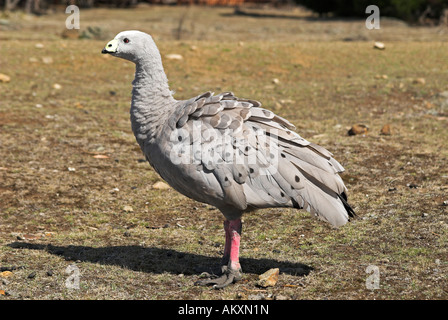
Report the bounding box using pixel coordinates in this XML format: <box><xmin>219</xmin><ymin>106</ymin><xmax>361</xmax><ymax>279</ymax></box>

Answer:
<box><xmin>196</xmin><ymin>218</ymin><xmax>243</xmax><ymax>288</ymax></box>
<box><xmin>227</xmin><ymin>219</ymin><xmax>242</xmax><ymax>271</ymax></box>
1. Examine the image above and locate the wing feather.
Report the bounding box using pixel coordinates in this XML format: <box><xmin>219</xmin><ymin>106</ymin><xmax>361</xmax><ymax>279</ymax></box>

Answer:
<box><xmin>164</xmin><ymin>91</ymin><xmax>354</xmax><ymax>225</ymax></box>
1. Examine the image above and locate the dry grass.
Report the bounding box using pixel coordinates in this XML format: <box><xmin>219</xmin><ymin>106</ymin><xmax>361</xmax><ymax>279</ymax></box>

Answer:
<box><xmin>0</xmin><ymin>5</ymin><xmax>447</xmax><ymax>300</ymax></box>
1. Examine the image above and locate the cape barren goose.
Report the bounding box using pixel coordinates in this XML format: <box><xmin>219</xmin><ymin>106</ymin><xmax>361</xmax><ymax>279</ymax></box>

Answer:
<box><xmin>102</xmin><ymin>30</ymin><xmax>355</xmax><ymax>288</ymax></box>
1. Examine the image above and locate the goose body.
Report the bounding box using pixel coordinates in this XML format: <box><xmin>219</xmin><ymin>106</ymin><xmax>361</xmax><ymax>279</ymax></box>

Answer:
<box><xmin>102</xmin><ymin>30</ymin><xmax>355</xmax><ymax>288</ymax></box>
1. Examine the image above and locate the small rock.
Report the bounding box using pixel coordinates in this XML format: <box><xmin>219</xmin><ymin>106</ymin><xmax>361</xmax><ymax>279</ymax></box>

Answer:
<box><xmin>373</xmin><ymin>42</ymin><xmax>385</xmax><ymax>50</ymax></box>
<box><xmin>413</xmin><ymin>78</ymin><xmax>426</xmax><ymax>85</ymax></box>
<box><xmin>152</xmin><ymin>181</ymin><xmax>170</xmax><ymax>190</ymax></box>
<box><xmin>46</xmin><ymin>270</ymin><xmax>53</xmax><ymax>276</ymax></box>
<box><xmin>15</xmin><ymin>234</ymin><xmax>25</xmax><ymax>240</ymax></box>
<box><xmin>438</xmin><ymin>91</ymin><xmax>448</xmax><ymax>99</ymax></box>
<box><xmin>348</xmin><ymin>124</ymin><xmax>369</xmax><ymax>136</ymax></box>
<box><xmin>67</xmin><ymin>167</ymin><xmax>76</xmax><ymax>172</ymax></box>
<box><xmin>42</xmin><ymin>56</ymin><xmax>53</xmax><ymax>64</ymax></box>
<box><xmin>248</xmin><ymin>293</ymin><xmax>266</xmax><ymax>300</ymax></box>
<box><xmin>279</xmin><ymin>99</ymin><xmax>295</xmax><ymax>104</ymax></box>
<box><xmin>123</xmin><ymin>205</ymin><xmax>134</xmax><ymax>213</ymax></box>
<box><xmin>235</xmin><ymin>292</ymin><xmax>247</xmax><ymax>299</ymax></box>
<box><xmin>22</xmin><ymin>233</ymin><xmax>41</xmax><ymax>240</ymax></box>
<box><xmin>0</xmin><ymin>271</ymin><xmax>13</xmax><ymax>278</ymax></box>
<box><xmin>165</xmin><ymin>53</ymin><xmax>183</xmax><ymax>60</ymax></box>
<box><xmin>27</xmin><ymin>272</ymin><xmax>36</xmax><ymax>279</ymax></box>
<box><xmin>110</xmin><ymin>187</ymin><xmax>119</xmax><ymax>193</ymax></box>
<box><xmin>0</xmin><ymin>73</ymin><xmax>11</xmax><ymax>83</ymax></box>
<box><xmin>272</xmin><ymin>78</ymin><xmax>280</xmax><ymax>85</ymax></box>
<box><xmin>93</xmin><ymin>154</ymin><xmax>109</xmax><ymax>159</ymax></box>
<box><xmin>35</xmin><ymin>43</ymin><xmax>44</xmax><ymax>49</ymax></box>
<box><xmin>274</xmin><ymin>102</ymin><xmax>282</xmax><ymax>110</ymax></box>
<box><xmin>257</xmin><ymin>268</ymin><xmax>279</xmax><ymax>287</ymax></box>
<box><xmin>53</xmin><ymin>83</ymin><xmax>62</xmax><ymax>90</ymax></box>
<box><xmin>442</xmin><ymin>200</ymin><xmax>448</xmax><ymax>206</ymax></box>
<box><xmin>380</xmin><ymin>124</ymin><xmax>392</xmax><ymax>135</ymax></box>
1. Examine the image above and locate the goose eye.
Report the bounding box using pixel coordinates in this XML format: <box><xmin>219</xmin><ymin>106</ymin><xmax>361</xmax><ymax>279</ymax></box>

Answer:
<box><xmin>123</xmin><ymin>38</ymin><xmax>130</xmax><ymax>43</ymax></box>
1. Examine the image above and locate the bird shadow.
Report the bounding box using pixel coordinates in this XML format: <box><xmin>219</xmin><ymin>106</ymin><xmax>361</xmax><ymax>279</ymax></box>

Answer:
<box><xmin>7</xmin><ymin>242</ymin><xmax>312</xmax><ymax>277</ymax></box>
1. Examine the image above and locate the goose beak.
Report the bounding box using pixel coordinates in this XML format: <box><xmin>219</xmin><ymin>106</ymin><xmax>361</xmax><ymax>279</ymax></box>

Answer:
<box><xmin>102</xmin><ymin>39</ymin><xmax>118</xmax><ymax>54</ymax></box>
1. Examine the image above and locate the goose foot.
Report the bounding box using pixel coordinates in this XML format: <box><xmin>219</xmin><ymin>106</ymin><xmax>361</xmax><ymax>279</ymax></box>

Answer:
<box><xmin>195</xmin><ymin>265</ymin><xmax>242</xmax><ymax>289</ymax></box>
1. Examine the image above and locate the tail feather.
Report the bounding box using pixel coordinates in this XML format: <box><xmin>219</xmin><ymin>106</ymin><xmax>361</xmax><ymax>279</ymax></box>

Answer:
<box><xmin>338</xmin><ymin>191</ymin><xmax>356</xmax><ymax>219</ymax></box>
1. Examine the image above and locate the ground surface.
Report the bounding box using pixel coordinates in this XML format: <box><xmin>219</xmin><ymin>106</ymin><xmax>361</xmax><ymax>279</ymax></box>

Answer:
<box><xmin>0</xmin><ymin>5</ymin><xmax>447</xmax><ymax>300</ymax></box>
